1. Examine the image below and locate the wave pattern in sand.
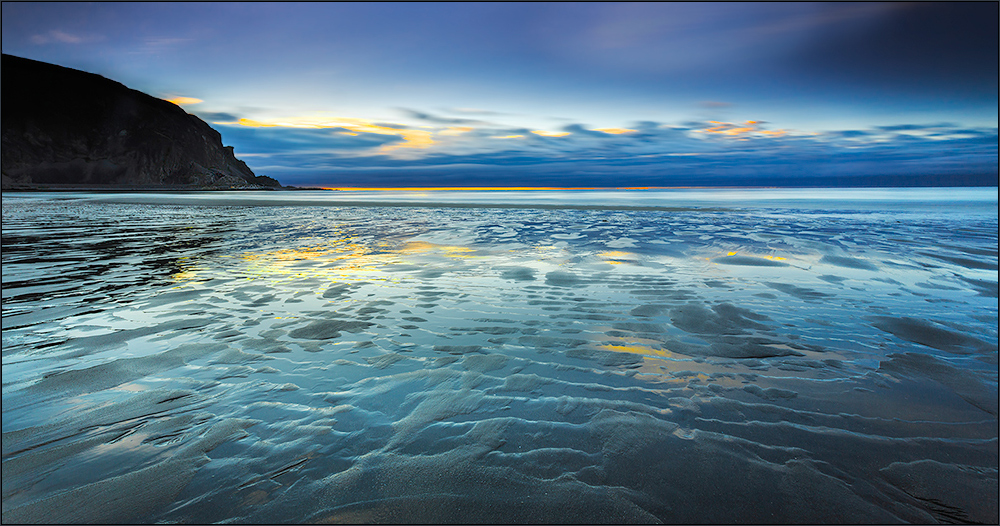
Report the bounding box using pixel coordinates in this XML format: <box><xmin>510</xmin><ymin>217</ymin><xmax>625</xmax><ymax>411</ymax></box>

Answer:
<box><xmin>2</xmin><ymin>193</ymin><xmax>997</xmax><ymax>523</ymax></box>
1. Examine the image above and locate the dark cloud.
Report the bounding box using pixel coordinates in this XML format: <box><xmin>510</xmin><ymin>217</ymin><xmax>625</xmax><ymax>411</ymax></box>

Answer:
<box><xmin>560</xmin><ymin>124</ymin><xmax>609</xmax><ymax>138</ymax></box>
<box><xmin>203</xmin><ymin>112</ymin><xmax>995</xmax><ymax>189</ymax></box>
<box><xmin>789</xmin><ymin>2</ymin><xmax>998</xmax><ymax>96</ymax></box>
<box><xmin>876</xmin><ymin>124</ymin><xmax>953</xmax><ymax>132</ymax></box>
<box><xmin>216</xmin><ymin>124</ymin><xmax>403</xmax><ymax>156</ymax></box>
<box><xmin>397</xmin><ymin>108</ymin><xmax>492</xmax><ymax>126</ymax></box>
<box><xmin>372</xmin><ymin>122</ymin><xmax>411</xmax><ymax>130</ymax></box>
<box><xmin>442</xmin><ymin>107</ymin><xmax>515</xmax><ymax>117</ymax></box>
<box><xmin>195</xmin><ymin>111</ymin><xmax>240</xmax><ymax>122</ymax></box>
<box><xmin>830</xmin><ymin>130</ymin><xmax>869</xmax><ymax>138</ymax></box>
<box><xmin>253</xmin><ymin>121</ymin><xmax>997</xmax><ymax>188</ymax></box>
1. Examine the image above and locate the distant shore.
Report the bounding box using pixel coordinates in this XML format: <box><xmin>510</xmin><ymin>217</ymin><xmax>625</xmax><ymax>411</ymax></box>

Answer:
<box><xmin>0</xmin><ymin>184</ymin><xmax>330</xmax><ymax>192</ymax></box>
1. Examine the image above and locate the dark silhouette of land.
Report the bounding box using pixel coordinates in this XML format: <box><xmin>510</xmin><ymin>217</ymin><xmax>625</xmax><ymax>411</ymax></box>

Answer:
<box><xmin>1</xmin><ymin>54</ymin><xmax>280</xmax><ymax>190</ymax></box>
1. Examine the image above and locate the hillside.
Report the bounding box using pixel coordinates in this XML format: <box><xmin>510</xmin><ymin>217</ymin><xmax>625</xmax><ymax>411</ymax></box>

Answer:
<box><xmin>1</xmin><ymin>54</ymin><xmax>279</xmax><ymax>190</ymax></box>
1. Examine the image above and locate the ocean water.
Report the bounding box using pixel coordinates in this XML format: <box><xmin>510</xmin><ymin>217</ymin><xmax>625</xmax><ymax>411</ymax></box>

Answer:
<box><xmin>2</xmin><ymin>188</ymin><xmax>997</xmax><ymax>524</ymax></box>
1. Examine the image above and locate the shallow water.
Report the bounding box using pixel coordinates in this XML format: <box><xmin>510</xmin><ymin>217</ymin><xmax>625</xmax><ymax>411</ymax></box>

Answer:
<box><xmin>2</xmin><ymin>188</ymin><xmax>997</xmax><ymax>523</ymax></box>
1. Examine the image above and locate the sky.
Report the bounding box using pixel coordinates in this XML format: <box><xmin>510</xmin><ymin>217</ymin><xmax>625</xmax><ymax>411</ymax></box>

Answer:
<box><xmin>2</xmin><ymin>2</ymin><xmax>997</xmax><ymax>188</ymax></box>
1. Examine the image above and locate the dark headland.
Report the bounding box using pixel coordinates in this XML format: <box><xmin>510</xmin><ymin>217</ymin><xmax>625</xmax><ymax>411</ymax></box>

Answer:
<box><xmin>1</xmin><ymin>54</ymin><xmax>280</xmax><ymax>191</ymax></box>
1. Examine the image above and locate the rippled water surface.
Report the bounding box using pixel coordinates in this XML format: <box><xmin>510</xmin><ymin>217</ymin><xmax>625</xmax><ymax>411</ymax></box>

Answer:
<box><xmin>2</xmin><ymin>188</ymin><xmax>997</xmax><ymax>523</ymax></box>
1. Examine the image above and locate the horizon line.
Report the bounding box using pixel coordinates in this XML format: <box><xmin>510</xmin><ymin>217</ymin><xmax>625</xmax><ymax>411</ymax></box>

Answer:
<box><xmin>317</xmin><ymin>186</ymin><xmax>765</xmax><ymax>191</ymax></box>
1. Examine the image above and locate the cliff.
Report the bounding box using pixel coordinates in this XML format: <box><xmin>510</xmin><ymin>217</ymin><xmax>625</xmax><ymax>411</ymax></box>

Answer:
<box><xmin>1</xmin><ymin>54</ymin><xmax>279</xmax><ymax>189</ymax></box>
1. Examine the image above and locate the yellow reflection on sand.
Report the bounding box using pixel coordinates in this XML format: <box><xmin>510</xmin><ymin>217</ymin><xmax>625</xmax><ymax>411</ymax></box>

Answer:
<box><xmin>601</xmin><ymin>342</ymin><xmax>675</xmax><ymax>359</ymax></box>
<box><xmin>170</xmin><ymin>256</ymin><xmax>202</xmax><ymax>283</ymax></box>
<box><xmin>399</xmin><ymin>241</ymin><xmax>479</xmax><ymax>258</ymax></box>
<box><xmin>597</xmin><ymin>250</ymin><xmax>639</xmax><ymax>265</ymax></box>
<box><xmin>239</xmin><ymin>242</ymin><xmax>393</xmax><ymax>280</ymax></box>
<box><xmin>223</xmin><ymin>236</ymin><xmax>486</xmax><ymax>287</ymax></box>
<box><xmin>718</xmin><ymin>250</ymin><xmax>787</xmax><ymax>261</ymax></box>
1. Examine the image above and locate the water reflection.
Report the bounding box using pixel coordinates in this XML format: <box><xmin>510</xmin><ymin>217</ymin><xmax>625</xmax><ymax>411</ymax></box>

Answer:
<box><xmin>1</xmin><ymin>192</ymin><xmax>996</xmax><ymax>524</ymax></box>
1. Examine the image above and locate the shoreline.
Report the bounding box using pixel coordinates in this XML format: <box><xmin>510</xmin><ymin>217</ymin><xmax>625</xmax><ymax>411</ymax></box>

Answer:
<box><xmin>0</xmin><ymin>185</ymin><xmax>314</xmax><ymax>192</ymax></box>
<box><xmin>2</xmin><ymin>184</ymin><xmax>997</xmax><ymax>193</ymax></box>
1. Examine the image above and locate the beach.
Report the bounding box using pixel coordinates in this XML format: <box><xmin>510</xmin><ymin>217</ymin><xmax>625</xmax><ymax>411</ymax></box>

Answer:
<box><xmin>2</xmin><ymin>188</ymin><xmax>997</xmax><ymax>523</ymax></box>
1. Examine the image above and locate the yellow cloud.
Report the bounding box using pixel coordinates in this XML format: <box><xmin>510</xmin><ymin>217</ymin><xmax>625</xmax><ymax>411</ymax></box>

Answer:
<box><xmin>219</xmin><ymin>115</ymin><xmax>437</xmax><ymax>152</ymax></box>
<box><xmin>698</xmin><ymin>120</ymin><xmax>785</xmax><ymax>138</ymax></box>
<box><xmin>165</xmin><ymin>96</ymin><xmax>203</xmax><ymax>105</ymax></box>
<box><xmin>237</xmin><ymin>118</ymin><xmax>278</xmax><ymax>128</ymax></box>
<box><xmin>493</xmin><ymin>135</ymin><xmax>525</xmax><ymax>139</ymax></box>
<box><xmin>593</xmin><ymin>128</ymin><xmax>637</xmax><ymax>134</ymax></box>
<box><xmin>377</xmin><ymin>129</ymin><xmax>434</xmax><ymax>152</ymax></box>
<box><xmin>438</xmin><ymin>126</ymin><xmax>474</xmax><ymax>136</ymax></box>
<box><xmin>531</xmin><ymin>130</ymin><xmax>571</xmax><ymax>137</ymax></box>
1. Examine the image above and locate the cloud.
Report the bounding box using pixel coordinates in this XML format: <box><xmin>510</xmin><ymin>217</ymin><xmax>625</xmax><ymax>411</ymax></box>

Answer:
<box><xmin>128</xmin><ymin>37</ymin><xmax>195</xmax><ymax>55</ymax></box>
<box><xmin>444</xmin><ymin>107</ymin><xmax>515</xmax><ymax>117</ymax></box>
<box><xmin>372</xmin><ymin>122</ymin><xmax>411</xmax><ymax>130</ymax></box>
<box><xmin>198</xmin><ymin>111</ymin><xmax>241</xmax><ymax>122</ymax></box>
<box><xmin>876</xmin><ymin>124</ymin><xmax>948</xmax><ymax>132</ymax></box>
<box><xmin>165</xmin><ymin>96</ymin><xmax>203</xmax><ymax>106</ymax></box>
<box><xmin>203</xmin><ymin>112</ymin><xmax>439</xmax><ymax>156</ymax></box>
<box><xmin>30</xmin><ymin>29</ymin><xmax>103</xmax><ymax>45</ymax></box>
<box><xmin>830</xmin><ymin>130</ymin><xmax>870</xmax><ymax>138</ymax></box>
<box><xmin>286</xmin><ymin>122</ymin><xmax>995</xmax><ymax>187</ymax></box>
<box><xmin>398</xmin><ymin>108</ymin><xmax>493</xmax><ymax>126</ymax></box>
<box><xmin>531</xmin><ymin>130</ymin><xmax>571</xmax><ymax>138</ymax></box>
<box><xmin>560</xmin><ymin>124</ymin><xmax>609</xmax><ymax>138</ymax></box>
<box><xmin>593</xmin><ymin>128</ymin><xmax>637</xmax><ymax>135</ymax></box>
<box><xmin>199</xmin><ymin>108</ymin><xmax>994</xmax><ymax>189</ymax></box>
<box><xmin>786</xmin><ymin>2</ymin><xmax>998</xmax><ymax>95</ymax></box>
<box><xmin>213</xmin><ymin>123</ymin><xmax>405</xmax><ymax>157</ymax></box>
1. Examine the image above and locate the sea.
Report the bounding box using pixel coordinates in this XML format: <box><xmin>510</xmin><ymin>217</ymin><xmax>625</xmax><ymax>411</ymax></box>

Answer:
<box><xmin>2</xmin><ymin>187</ymin><xmax>997</xmax><ymax>523</ymax></box>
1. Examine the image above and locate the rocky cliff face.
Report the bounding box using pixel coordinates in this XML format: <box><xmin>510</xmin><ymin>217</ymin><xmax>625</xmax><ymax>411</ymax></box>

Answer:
<box><xmin>1</xmin><ymin>54</ymin><xmax>279</xmax><ymax>189</ymax></box>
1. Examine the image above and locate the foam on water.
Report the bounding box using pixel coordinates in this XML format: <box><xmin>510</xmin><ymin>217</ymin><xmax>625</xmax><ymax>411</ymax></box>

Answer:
<box><xmin>2</xmin><ymin>189</ymin><xmax>997</xmax><ymax>523</ymax></box>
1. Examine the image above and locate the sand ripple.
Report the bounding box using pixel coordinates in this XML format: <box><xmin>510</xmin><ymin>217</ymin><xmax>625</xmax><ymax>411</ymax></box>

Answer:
<box><xmin>2</xmin><ymin>193</ymin><xmax>996</xmax><ymax>523</ymax></box>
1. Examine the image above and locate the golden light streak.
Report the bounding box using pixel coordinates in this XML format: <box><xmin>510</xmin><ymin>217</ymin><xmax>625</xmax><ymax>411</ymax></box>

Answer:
<box><xmin>213</xmin><ymin>115</ymin><xmax>439</xmax><ymax>152</ymax></box>
<box><xmin>720</xmin><ymin>251</ymin><xmax>787</xmax><ymax>261</ymax></box>
<box><xmin>237</xmin><ymin>118</ymin><xmax>278</xmax><ymax>128</ymax></box>
<box><xmin>319</xmin><ymin>185</ymin><xmax>721</xmax><ymax>191</ymax></box>
<box><xmin>600</xmin><ymin>343</ymin><xmax>675</xmax><ymax>359</ymax></box>
<box><xmin>531</xmin><ymin>130</ymin><xmax>571</xmax><ymax>137</ymax></box>
<box><xmin>377</xmin><ymin>129</ymin><xmax>434</xmax><ymax>152</ymax></box>
<box><xmin>597</xmin><ymin>250</ymin><xmax>639</xmax><ymax>265</ymax></box>
<box><xmin>697</xmin><ymin>120</ymin><xmax>785</xmax><ymax>138</ymax></box>
<box><xmin>593</xmin><ymin>128</ymin><xmax>637</xmax><ymax>134</ymax></box>
<box><xmin>598</xmin><ymin>251</ymin><xmax>635</xmax><ymax>258</ymax></box>
<box><xmin>399</xmin><ymin>241</ymin><xmax>478</xmax><ymax>258</ymax></box>
<box><xmin>493</xmin><ymin>135</ymin><xmax>525</xmax><ymax>139</ymax></box>
<box><xmin>438</xmin><ymin>126</ymin><xmax>474</xmax><ymax>136</ymax></box>
<box><xmin>165</xmin><ymin>96</ymin><xmax>202</xmax><ymax>105</ymax></box>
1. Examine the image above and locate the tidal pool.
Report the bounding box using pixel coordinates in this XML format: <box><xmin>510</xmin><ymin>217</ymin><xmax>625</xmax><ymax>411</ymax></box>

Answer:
<box><xmin>2</xmin><ymin>189</ymin><xmax>997</xmax><ymax>523</ymax></box>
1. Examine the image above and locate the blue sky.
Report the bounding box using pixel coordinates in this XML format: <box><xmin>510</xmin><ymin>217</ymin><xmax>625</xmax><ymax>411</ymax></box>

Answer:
<box><xmin>3</xmin><ymin>2</ymin><xmax>997</xmax><ymax>187</ymax></box>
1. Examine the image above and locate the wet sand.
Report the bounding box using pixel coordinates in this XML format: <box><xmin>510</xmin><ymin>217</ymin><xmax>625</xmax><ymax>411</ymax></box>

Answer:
<box><xmin>2</xmin><ymin>190</ymin><xmax>997</xmax><ymax>523</ymax></box>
